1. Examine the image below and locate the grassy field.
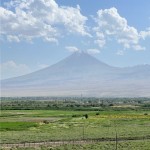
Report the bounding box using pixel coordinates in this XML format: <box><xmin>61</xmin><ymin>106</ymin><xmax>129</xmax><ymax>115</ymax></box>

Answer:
<box><xmin>2</xmin><ymin>140</ymin><xmax>150</xmax><ymax>150</ymax></box>
<box><xmin>1</xmin><ymin>109</ymin><xmax>150</xmax><ymax>144</ymax></box>
<box><xmin>0</xmin><ymin>98</ymin><xmax>150</xmax><ymax>150</ymax></box>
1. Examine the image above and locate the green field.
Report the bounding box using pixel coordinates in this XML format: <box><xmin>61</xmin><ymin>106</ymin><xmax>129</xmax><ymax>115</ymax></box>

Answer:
<box><xmin>1</xmin><ymin>110</ymin><xmax>150</xmax><ymax>142</ymax></box>
<box><xmin>0</xmin><ymin>98</ymin><xmax>150</xmax><ymax>149</ymax></box>
<box><xmin>1</xmin><ymin>140</ymin><xmax>150</xmax><ymax>150</ymax></box>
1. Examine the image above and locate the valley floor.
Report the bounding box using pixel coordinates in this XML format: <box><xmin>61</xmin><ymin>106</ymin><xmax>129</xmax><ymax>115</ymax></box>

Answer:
<box><xmin>0</xmin><ymin>98</ymin><xmax>150</xmax><ymax>149</ymax></box>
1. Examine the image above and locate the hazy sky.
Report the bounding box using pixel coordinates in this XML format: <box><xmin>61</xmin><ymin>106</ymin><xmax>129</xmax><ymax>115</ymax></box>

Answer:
<box><xmin>0</xmin><ymin>0</ymin><xmax>150</xmax><ymax>79</ymax></box>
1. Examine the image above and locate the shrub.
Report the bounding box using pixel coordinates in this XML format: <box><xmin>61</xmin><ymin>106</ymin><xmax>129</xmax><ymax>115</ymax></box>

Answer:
<box><xmin>72</xmin><ymin>114</ymin><xmax>81</xmax><ymax>117</ymax></box>
<box><xmin>96</xmin><ymin>112</ymin><xmax>100</xmax><ymax>115</ymax></box>
<box><xmin>84</xmin><ymin>114</ymin><xmax>88</xmax><ymax>119</ymax></box>
<box><xmin>109</xmin><ymin>104</ymin><xmax>114</xmax><ymax>106</ymax></box>
<box><xmin>43</xmin><ymin>120</ymin><xmax>49</xmax><ymax>124</ymax></box>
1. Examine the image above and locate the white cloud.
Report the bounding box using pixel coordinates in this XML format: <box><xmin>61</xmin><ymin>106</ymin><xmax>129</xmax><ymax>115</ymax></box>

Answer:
<box><xmin>94</xmin><ymin>39</ymin><xmax>105</xmax><ymax>48</ymax></box>
<box><xmin>132</xmin><ymin>45</ymin><xmax>145</xmax><ymax>51</ymax></box>
<box><xmin>7</xmin><ymin>35</ymin><xmax>20</xmax><ymax>42</ymax></box>
<box><xmin>0</xmin><ymin>61</ymin><xmax>31</xmax><ymax>79</ymax></box>
<box><xmin>94</xmin><ymin>7</ymin><xmax>146</xmax><ymax>51</ymax></box>
<box><xmin>65</xmin><ymin>46</ymin><xmax>79</xmax><ymax>52</ymax></box>
<box><xmin>116</xmin><ymin>50</ymin><xmax>124</xmax><ymax>56</ymax></box>
<box><xmin>140</xmin><ymin>27</ymin><xmax>150</xmax><ymax>40</ymax></box>
<box><xmin>87</xmin><ymin>49</ymin><xmax>100</xmax><ymax>55</ymax></box>
<box><xmin>93</xmin><ymin>31</ymin><xmax>106</xmax><ymax>48</ymax></box>
<box><xmin>1</xmin><ymin>0</ymin><xmax>89</xmax><ymax>43</ymax></box>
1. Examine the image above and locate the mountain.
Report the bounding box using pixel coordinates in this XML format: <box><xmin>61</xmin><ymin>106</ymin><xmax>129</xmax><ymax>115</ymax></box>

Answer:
<box><xmin>1</xmin><ymin>51</ymin><xmax>150</xmax><ymax>97</ymax></box>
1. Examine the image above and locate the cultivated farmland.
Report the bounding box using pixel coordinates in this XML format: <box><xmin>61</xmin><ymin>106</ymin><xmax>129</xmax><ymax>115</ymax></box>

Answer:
<box><xmin>0</xmin><ymin>97</ymin><xmax>150</xmax><ymax>150</ymax></box>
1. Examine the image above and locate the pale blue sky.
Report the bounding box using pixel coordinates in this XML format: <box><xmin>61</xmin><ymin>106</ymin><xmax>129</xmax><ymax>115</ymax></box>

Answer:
<box><xmin>0</xmin><ymin>0</ymin><xmax>150</xmax><ymax>79</ymax></box>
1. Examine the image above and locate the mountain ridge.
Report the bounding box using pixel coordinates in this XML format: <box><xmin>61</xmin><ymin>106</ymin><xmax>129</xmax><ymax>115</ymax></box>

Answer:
<box><xmin>1</xmin><ymin>51</ymin><xmax>150</xmax><ymax>97</ymax></box>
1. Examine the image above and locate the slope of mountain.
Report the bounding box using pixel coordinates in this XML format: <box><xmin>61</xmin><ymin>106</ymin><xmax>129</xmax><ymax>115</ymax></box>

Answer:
<box><xmin>1</xmin><ymin>51</ymin><xmax>150</xmax><ymax>97</ymax></box>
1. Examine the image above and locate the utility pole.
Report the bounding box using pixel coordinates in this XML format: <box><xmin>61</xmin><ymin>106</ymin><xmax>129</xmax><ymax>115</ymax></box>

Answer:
<box><xmin>114</xmin><ymin>124</ymin><xmax>118</xmax><ymax>150</ymax></box>
<box><xmin>115</xmin><ymin>131</ymin><xmax>118</xmax><ymax>150</ymax></box>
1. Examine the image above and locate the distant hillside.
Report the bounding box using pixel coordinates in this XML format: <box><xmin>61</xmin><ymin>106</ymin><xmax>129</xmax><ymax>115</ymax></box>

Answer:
<box><xmin>1</xmin><ymin>51</ymin><xmax>150</xmax><ymax>97</ymax></box>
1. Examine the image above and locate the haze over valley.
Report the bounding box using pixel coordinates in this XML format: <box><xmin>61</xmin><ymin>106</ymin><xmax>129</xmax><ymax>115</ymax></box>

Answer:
<box><xmin>2</xmin><ymin>51</ymin><xmax>150</xmax><ymax>97</ymax></box>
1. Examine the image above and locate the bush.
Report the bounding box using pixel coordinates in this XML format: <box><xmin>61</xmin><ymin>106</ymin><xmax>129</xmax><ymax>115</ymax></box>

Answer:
<box><xmin>43</xmin><ymin>120</ymin><xmax>49</xmax><ymax>124</ymax></box>
<box><xmin>72</xmin><ymin>114</ymin><xmax>81</xmax><ymax>117</ymax></box>
<box><xmin>109</xmin><ymin>104</ymin><xmax>114</xmax><ymax>106</ymax></box>
<box><xmin>84</xmin><ymin>114</ymin><xmax>88</xmax><ymax>119</ymax></box>
<box><xmin>96</xmin><ymin>112</ymin><xmax>100</xmax><ymax>115</ymax></box>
